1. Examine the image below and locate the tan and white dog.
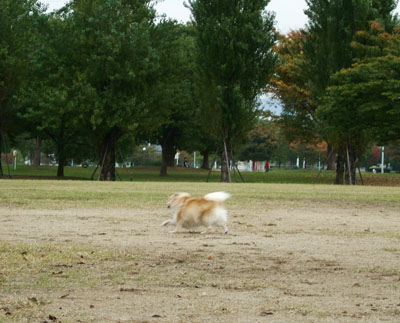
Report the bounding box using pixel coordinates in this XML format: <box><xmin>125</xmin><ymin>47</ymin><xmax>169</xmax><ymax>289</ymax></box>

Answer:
<box><xmin>161</xmin><ymin>192</ymin><xmax>231</xmax><ymax>234</ymax></box>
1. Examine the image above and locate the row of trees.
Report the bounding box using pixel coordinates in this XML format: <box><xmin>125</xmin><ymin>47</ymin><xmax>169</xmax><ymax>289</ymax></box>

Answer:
<box><xmin>1</xmin><ymin>0</ymin><xmax>399</xmax><ymax>183</ymax></box>
<box><xmin>0</xmin><ymin>0</ymin><xmax>277</xmax><ymax>182</ymax></box>
<box><xmin>270</xmin><ymin>0</ymin><xmax>400</xmax><ymax>183</ymax></box>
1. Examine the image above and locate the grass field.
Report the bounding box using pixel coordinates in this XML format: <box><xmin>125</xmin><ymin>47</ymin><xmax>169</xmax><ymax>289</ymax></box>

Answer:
<box><xmin>0</xmin><ymin>179</ymin><xmax>400</xmax><ymax>322</ymax></box>
<box><xmin>2</xmin><ymin>164</ymin><xmax>400</xmax><ymax>186</ymax></box>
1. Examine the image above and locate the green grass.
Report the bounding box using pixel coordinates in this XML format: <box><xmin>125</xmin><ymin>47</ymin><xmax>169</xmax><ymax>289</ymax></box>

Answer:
<box><xmin>0</xmin><ymin>241</ymin><xmax>144</xmax><ymax>322</ymax></box>
<box><xmin>2</xmin><ymin>164</ymin><xmax>400</xmax><ymax>186</ymax></box>
<box><xmin>1</xmin><ymin>179</ymin><xmax>400</xmax><ymax>210</ymax></box>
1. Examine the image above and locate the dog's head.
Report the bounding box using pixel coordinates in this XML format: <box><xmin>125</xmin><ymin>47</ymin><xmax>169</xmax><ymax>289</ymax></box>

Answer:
<box><xmin>167</xmin><ymin>192</ymin><xmax>191</xmax><ymax>210</ymax></box>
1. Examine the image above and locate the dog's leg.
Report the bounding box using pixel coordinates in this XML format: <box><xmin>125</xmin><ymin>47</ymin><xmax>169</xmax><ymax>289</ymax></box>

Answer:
<box><xmin>200</xmin><ymin>226</ymin><xmax>212</xmax><ymax>234</ymax></box>
<box><xmin>223</xmin><ymin>224</ymin><xmax>228</xmax><ymax>234</ymax></box>
<box><xmin>161</xmin><ymin>219</ymin><xmax>172</xmax><ymax>226</ymax></box>
<box><xmin>169</xmin><ymin>222</ymin><xmax>182</xmax><ymax>234</ymax></box>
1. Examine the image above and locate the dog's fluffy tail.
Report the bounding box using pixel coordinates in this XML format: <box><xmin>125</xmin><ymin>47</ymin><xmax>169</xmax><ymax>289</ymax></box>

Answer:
<box><xmin>204</xmin><ymin>191</ymin><xmax>231</xmax><ymax>202</ymax></box>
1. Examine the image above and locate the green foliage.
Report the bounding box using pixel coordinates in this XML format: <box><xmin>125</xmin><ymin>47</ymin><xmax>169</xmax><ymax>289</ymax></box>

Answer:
<box><xmin>304</xmin><ymin>0</ymin><xmax>373</xmax><ymax>102</ymax></box>
<box><xmin>298</xmin><ymin>0</ymin><xmax>400</xmax><ymax>183</ymax></box>
<box><xmin>371</xmin><ymin>0</ymin><xmax>400</xmax><ymax>31</ymax></box>
<box><xmin>70</xmin><ymin>0</ymin><xmax>156</xmax><ymax>138</ymax></box>
<box><xmin>189</xmin><ymin>0</ymin><xmax>277</xmax><ymax>181</ymax></box>
<box><xmin>63</xmin><ymin>0</ymin><xmax>157</xmax><ymax>180</ymax></box>
<box><xmin>0</xmin><ymin>0</ymin><xmax>45</xmax><ymax>134</ymax></box>
<box><xmin>17</xmin><ymin>12</ymin><xmax>84</xmax><ymax>176</ymax></box>
<box><xmin>319</xmin><ymin>25</ymin><xmax>400</xmax><ymax>146</ymax></box>
<box><xmin>189</xmin><ymin>0</ymin><xmax>277</xmax><ymax>146</ymax></box>
<box><xmin>237</xmin><ymin>118</ymin><xmax>278</xmax><ymax>161</ymax></box>
<box><xmin>147</xmin><ymin>21</ymin><xmax>199</xmax><ymax>174</ymax></box>
<box><xmin>269</xmin><ymin>32</ymin><xmax>319</xmax><ymax>144</ymax></box>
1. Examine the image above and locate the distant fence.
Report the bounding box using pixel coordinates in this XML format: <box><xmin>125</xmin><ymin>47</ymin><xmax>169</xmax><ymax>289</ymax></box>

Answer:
<box><xmin>236</xmin><ymin>161</ymin><xmax>326</xmax><ymax>172</ymax></box>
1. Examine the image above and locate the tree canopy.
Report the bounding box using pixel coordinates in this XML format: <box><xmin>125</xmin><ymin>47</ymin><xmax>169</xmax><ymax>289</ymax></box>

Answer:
<box><xmin>0</xmin><ymin>0</ymin><xmax>45</xmax><ymax>174</ymax></box>
<box><xmin>189</xmin><ymin>0</ymin><xmax>277</xmax><ymax>181</ymax></box>
<box><xmin>69</xmin><ymin>0</ymin><xmax>156</xmax><ymax>180</ymax></box>
<box><xmin>270</xmin><ymin>0</ymin><xmax>400</xmax><ymax>184</ymax></box>
<box><xmin>2</xmin><ymin>0</ymin><xmax>400</xmax><ymax>183</ymax></box>
<box><xmin>320</xmin><ymin>24</ymin><xmax>400</xmax><ymax>145</ymax></box>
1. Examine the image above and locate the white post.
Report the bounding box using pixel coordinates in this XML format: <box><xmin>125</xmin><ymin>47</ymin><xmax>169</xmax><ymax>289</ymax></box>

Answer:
<box><xmin>381</xmin><ymin>146</ymin><xmax>385</xmax><ymax>174</ymax></box>
<box><xmin>194</xmin><ymin>151</ymin><xmax>196</xmax><ymax>168</ymax></box>
<box><xmin>296</xmin><ymin>157</ymin><xmax>300</xmax><ymax>169</ymax></box>
<box><xmin>13</xmin><ymin>150</ymin><xmax>17</xmax><ymax>170</ymax></box>
<box><xmin>175</xmin><ymin>152</ymin><xmax>180</xmax><ymax>166</ymax></box>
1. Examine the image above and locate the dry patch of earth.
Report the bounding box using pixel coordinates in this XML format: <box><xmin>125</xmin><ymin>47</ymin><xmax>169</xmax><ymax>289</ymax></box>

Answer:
<box><xmin>0</xmin><ymin>189</ymin><xmax>400</xmax><ymax>322</ymax></box>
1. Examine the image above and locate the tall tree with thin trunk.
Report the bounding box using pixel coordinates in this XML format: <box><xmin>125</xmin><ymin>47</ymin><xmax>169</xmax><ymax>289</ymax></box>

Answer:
<box><xmin>188</xmin><ymin>0</ymin><xmax>277</xmax><ymax>182</ymax></box>
<box><xmin>70</xmin><ymin>0</ymin><xmax>156</xmax><ymax>181</ymax></box>
<box><xmin>148</xmin><ymin>21</ymin><xmax>198</xmax><ymax>177</ymax></box>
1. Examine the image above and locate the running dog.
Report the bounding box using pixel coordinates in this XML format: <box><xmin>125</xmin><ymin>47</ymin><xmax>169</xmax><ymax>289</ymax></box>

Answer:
<box><xmin>161</xmin><ymin>192</ymin><xmax>231</xmax><ymax>234</ymax></box>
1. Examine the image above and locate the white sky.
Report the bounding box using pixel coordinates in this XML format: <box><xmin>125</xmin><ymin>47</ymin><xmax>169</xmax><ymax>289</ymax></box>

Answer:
<box><xmin>44</xmin><ymin>0</ymin><xmax>400</xmax><ymax>34</ymax></box>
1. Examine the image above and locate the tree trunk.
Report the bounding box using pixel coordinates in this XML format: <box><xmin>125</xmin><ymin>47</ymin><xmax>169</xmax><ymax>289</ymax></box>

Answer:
<box><xmin>166</xmin><ymin>148</ymin><xmax>175</xmax><ymax>167</ymax></box>
<box><xmin>220</xmin><ymin>142</ymin><xmax>231</xmax><ymax>183</ymax></box>
<box><xmin>160</xmin><ymin>140</ymin><xmax>176</xmax><ymax>177</ymax></box>
<box><xmin>201</xmin><ymin>149</ymin><xmax>210</xmax><ymax>170</ymax></box>
<box><xmin>0</xmin><ymin>134</ymin><xmax>3</xmax><ymax>176</ymax></box>
<box><xmin>57</xmin><ymin>140</ymin><xmax>66</xmax><ymax>178</ymax></box>
<box><xmin>56</xmin><ymin>123</ymin><xmax>66</xmax><ymax>178</ymax></box>
<box><xmin>32</xmin><ymin>136</ymin><xmax>41</xmax><ymax>166</ymax></box>
<box><xmin>57</xmin><ymin>156</ymin><xmax>65</xmax><ymax>177</ymax></box>
<box><xmin>327</xmin><ymin>145</ymin><xmax>336</xmax><ymax>170</ymax></box>
<box><xmin>345</xmin><ymin>143</ymin><xmax>357</xmax><ymax>185</ymax></box>
<box><xmin>0</xmin><ymin>159</ymin><xmax>2</xmax><ymax>176</ymax></box>
<box><xmin>335</xmin><ymin>148</ymin><xmax>345</xmax><ymax>184</ymax></box>
<box><xmin>98</xmin><ymin>127</ymin><xmax>122</xmax><ymax>181</ymax></box>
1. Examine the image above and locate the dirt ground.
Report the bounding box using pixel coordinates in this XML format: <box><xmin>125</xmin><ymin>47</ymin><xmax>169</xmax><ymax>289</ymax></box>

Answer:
<box><xmin>1</xmin><ymin>198</ymin><xmax>400</xmax><ymax>322</ymax></box>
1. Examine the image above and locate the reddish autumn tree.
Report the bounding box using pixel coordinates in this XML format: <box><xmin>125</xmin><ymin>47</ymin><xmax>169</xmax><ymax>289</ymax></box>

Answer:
<box><xmin>268</xmin><ymin>31</ymin><xmax>336</xmax><ymax>169</ymax></box>
<box><xmin>370</xmin><ymin>146</ymin><xmax>381</xmax><ymax>165</ymax></box>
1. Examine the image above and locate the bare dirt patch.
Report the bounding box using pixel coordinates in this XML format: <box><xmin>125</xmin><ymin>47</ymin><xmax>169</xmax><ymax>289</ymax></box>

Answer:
<box><xmin>1</xmin><ymin>189</ymin><xmax>400</xmax><ymax>322</ymax></box>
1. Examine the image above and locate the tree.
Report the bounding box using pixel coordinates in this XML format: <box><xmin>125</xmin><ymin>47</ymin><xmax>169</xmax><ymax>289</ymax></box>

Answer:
<box><xmin>269</xmin><ymin>32</ymin><xmax>316</xmax><ymax>142</ymax></box>
<box><xmin>386</xmin><ymin>143</ymin><xmax>400</xmax><ymax>171</ymax></box>
<box><xmin>70</xmin><ymin>0</ymin><xmax>156</xmax><ymax>180</ymax></box>
<box><xmin>303</xmin><ymin>0</ymin><xmax>398</xmax><ymax>184</ymax></box>
<box><xmin>188</xmin><ymin>0</ymin><xmax>277</xmax><ymax>182</ymax></box>
<box><xmin>371</xmin><ymin>0</ymin><xmax>400</xmax><ymax>32</ymax></box>
<box><xmin>267</xmin><ymin>31</ymin><xmax>337</xmax><ymax>167</ymax></box>
<box><xmin>147</xmin><ymin>21</ymin><xmax>198</xmax><ymax>176</ymax></box>
<box><xmin>18</xmin><ymin>12</ymin><xmax>84</xmax><ymax>177</ymax></box>
<box><xmin>0</xmin><ymin>0</ymin><xmax>44</xmax><ymax>175</ymax></box>
<box><xmin>319</xmin><ymin>24</ymin><xmax>400</xmax><ymax>181</ymax></box>
<box><xmin>237</xmin><ymin>117</ymin><xmax>278</xmax><ymax>162</ymax></box>
<box><xmin>304</xmin><ymin>0</ymin><xmax>370</xmax><ymax>183</ymax></box>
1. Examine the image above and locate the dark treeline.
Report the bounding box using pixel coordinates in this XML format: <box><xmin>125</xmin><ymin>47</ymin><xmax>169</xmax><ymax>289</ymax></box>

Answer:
<box><xmin>1</xmin><ymin>0</ymin><xmax>399</xmax><ymax>183</ymax></box>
